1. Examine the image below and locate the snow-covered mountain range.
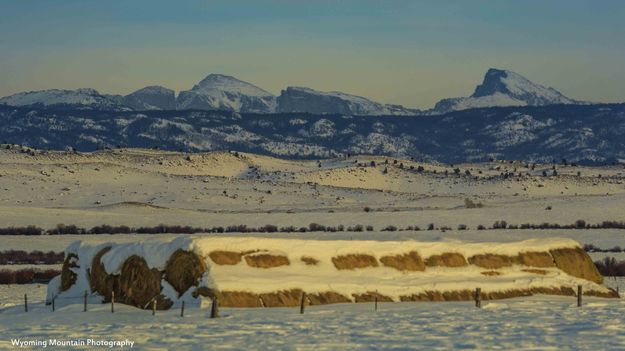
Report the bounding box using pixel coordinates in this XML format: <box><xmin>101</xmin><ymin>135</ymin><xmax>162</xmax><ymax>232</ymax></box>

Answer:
<box><xmin>431</xmin><ymin>69</ymin><xmax>583</xmax><ymax>114</ymax></box>
<box><xmin>0</xmin><ymin>69</ymin><xmax>593</xmax><ymax>115</ymax></box>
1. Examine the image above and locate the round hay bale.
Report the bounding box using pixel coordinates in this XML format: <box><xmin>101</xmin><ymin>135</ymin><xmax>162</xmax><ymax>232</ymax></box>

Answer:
<box><xmin>89</xmin><ymin>246</ymin><xmax>113</xmax><ymax>297</ymax></box>
<box><xmin>517</xmin><ymin>251</ymin><xmax>555</xmax><ymax>267</ymax></box>
<box><xmin>165</xmin><ymin>249</ymin><xmax>207</xmax><ymax>296</ymax></box>
<box><xmin>380</xmin><ymin>251</ymin><xmax>425</xmax><ymax>271</ymax></box>
<box><xmin>244</xmin><ymin>254</ymin><xmax>290</xmax><ymax>268</ymax></box>
<box><xmin>209</xmin><ymin>251</ymin><xmax>242</xmax><ymax>265</ymax></box>
<box><xmin>308</xmin><ymin>291</ymin><xmax>352</xmax><ymax>305</ymax></box>
<box><xmin>468</xmin><ymin>254</ymin><xmax>513</xmax><ymax>269</ymax></box>
<box><xmin>118</xmin><ymin>255</ymin><xmax>164</xmax><ymax>309</ymax></box>
<box><xmin>60</xmin><ymin>253</ymin><xmax>79</xmax><ymax>292</ymax></box>
<box><xmin>425</xmin><ymin>253</ymin><xmax>467</xmax><ymax>267</ymax></box>
<box><xmin>300</xmin><ymin>256</ymin><xmax>319</xmax><ymax>265</ymax></box>
<box><xmin>332</xmin><ymin>254</ymin><xmax>378</xmax><ymax>270</ymax></box>
<box><xmin>549</xmin><ymin>247</ymin><xmax>603</xmax><ymax>284</ymax></box>
<box><xmin>259</xmin><ymin>289</ymin><xmax>302</xmax><ymax>307</ymax></box>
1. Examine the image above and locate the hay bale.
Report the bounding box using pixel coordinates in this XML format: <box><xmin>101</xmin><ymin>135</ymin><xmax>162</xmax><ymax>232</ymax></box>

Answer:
<box><xmin>244</xmin><ymin>254</ymin><xmax>290</xmax><ymax>268</ymax></box>
<box><xmin>425</xmin><ymin>253</ymin><xmax>467</xmax><ymax>267</ymax></box>
<box><xmin>517</xmin><ymin>251</ymin><xmax>555</xmax><ymax>267</ymax></box>
<box><xmin>301</xmin><ymin>256</ymin><xmax>319</xmax><ymax>265</ymax></box>
<box><xmin>379</xmin><ymin>251</ymin><xmax>424</xmax><ymax>271</ymax></box>
<box><xmin>585</xmin><ymin>289</ymin><xmax>620</xmax><ymax>298</ymax></box>
<box><xmin>192</xmin><ymin>286</ymin><xmax>216</xmax><ymax>298</ymax></box>
<box><xmin>352</xmin><ymin>292</ymin><xmax>393</xmax><ymax>303</ymax></box>
<box><xmin>217</xmin><ymin>291</ymin><xmax>262</xmax><ymax>307</ymax></box>
<box><xmin>332</xmin><ymin>254</ymin><xmax>378</xmax><ymax>270</ymax></box>
<box><xmin>529</xmin><ymin>286</ymin><xmax>575</xmax><ymax>296</ymax></box>
<box><xmin>521</xmin><ymin>268</ymin><xmax>548</xmax><ymax>275</ymax></box>
<box><xmin>88</xmin><ymin>246</ymin><xmax>113</xmax><ymax>298</ymax></box>
<box><xmin>481</xmin><ymin>271</ymin><xmax>502</xmax><ymax>276</ymax></box>
<box><xmin>549</xmin><ymin>247</ymin><xmax>603</xmax><ymax>284</ymax></box>
<box><xmin>442</xmin><ymin>290</ymin><xmax>473</xmax><ymax>301</ymax></box>
<box><xmin>60</xmin><ymin>253</ymin><xmax>79</xmax><ymax>292</ymax></box>
<box><xmin>484</xmin><ymin>289</ymin><xmax>532</xmax><ymax>300</ymax></box>
<box><xmin>117</xmin><ymin>255</ymin><xmax>167</xmax><ymax>309</ymax></box>
<box><xmin>399</xmin><ymin>287</ymin><xmax>583</xmax><ymax>302</ymax></box>
<box><xmin>209</xmin><ymin>251</ymin><xmax>242</xmax><ymax>265</ymax></box>
<box><xmin>165</xmin><ymin>249</ymin><xmax>207</xmax><ymax>296</ymax></box>
<box><xmin>468</xmin><ymin>254</ymin><xmax>513</xmax><ymax>269</ymax></box>
<box><xmin>259</xmin><ymin>289</ymin><xmax>302</xmax><ymax>307</ymax></box>
<box><xmin>308</xmin><ymin>291</ymin><xmax>352</xmax><ymax>305</ymax></box>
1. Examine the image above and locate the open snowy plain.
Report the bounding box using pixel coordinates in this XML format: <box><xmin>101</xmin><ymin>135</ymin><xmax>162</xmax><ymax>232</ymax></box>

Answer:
<box><xmin>2</xmin><ymin>147</ymin><xmax>625</xmax><ymax>350</ymax></box>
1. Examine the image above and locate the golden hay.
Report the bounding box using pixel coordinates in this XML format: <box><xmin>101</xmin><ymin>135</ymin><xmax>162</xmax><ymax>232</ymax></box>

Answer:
<box><xmin>165</xmin><ymin>249</ymin><xmax>207</xmax><ymax>296</ymax></box>
<box><xmin>379</xmin><ymin>251</ymin><xmax>425</xmax><ymax>271</ymax></box>
<box><xmin>521</xmin><ymin>268</ymin><xmax>548</xmax><ymax>275</ymax></box>
<box><xmin>216</xmin><ymin>291</ymin><xmax>263</xmax><ymax>308</ymax></box>
<box><xmin>117</xmin><ymin>255</ymin><xmax>170</xmax><ymax>309</ymax></box>
<box><xmin>468</xmin><ymin>254</ymin><xmax>513</xmax><ymax>269</ymax></box>
<box><xmin>60</xmin><ymin>253</ymin><xmax>79</xmax><ymax>292</ymax></box>
<box><xmin>308</xmin><ymin>291</ymin><xmax>352</xmax><ymax>305</ymax></box>
<box><xmin>481</xmin><ymin>271</ymin><xmax>502</xmax><ymax>276</ymax></box>
<box><xmin>259</xmin><ymin>289</ymin><xmax>302</xmax><ymax>307</ymax></box>
<box><xmin>244</xmin><ymin>254</ymin><xmax>290</xmax><ymax>268</ymax></box>
<box><xmin>549</xmin><ymin>247</ymin><xmax>603</xmax><ymax>284</ymax></box>
<box><xmin>352</xmin><ymin>292</ymin><xmax>394</xmax><ymax>303</ymax></box>
<box><xmin>585</xmin><ymin>289</ymin><xmax>620</xmax><ymax>298</ymax></box>
<box><xmin>301</xmin><ymin>256</ymin><xmax>319</xmax><ymax>265</ymax></box>
<box><xmin>209</xmin><ymin>250</ymin><xmax>242</xmax><ymax>265</ymax></box>
<box><xmin>332</xmin><ymin>254</ymin><xmax>379</xmax><ymax>270</ymax></box>
<box><xmin>424</xmin><ymin>253</ymin><xmax>468</xmax><ymax>267</ymax></box>
<box><xmin>517</xmin><ymin>251</ymin><xmax>555</xmax><ymax>267</ymax></box>
<box><xmin>399</xmin><ymin>286</ymin><xmax>593</xmax><ymax>302</ymax></box>
<box><xmin>88</xmin><ymin>246</ymin><xmax>113</xmax><ymax>298</ymax></box>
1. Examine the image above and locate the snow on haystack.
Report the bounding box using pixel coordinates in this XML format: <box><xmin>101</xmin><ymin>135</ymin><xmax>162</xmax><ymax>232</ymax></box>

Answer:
<box><xmin>47</xmin><ymin>237</ymin><xmax>616</xmax><ymax>310</ymax></box>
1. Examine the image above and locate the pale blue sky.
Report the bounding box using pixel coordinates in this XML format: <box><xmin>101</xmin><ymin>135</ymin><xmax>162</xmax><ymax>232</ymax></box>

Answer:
<box><xmin>1</xmin><ymin>0</ymin><xmax>624</xmax><ymax>108</ymax></box>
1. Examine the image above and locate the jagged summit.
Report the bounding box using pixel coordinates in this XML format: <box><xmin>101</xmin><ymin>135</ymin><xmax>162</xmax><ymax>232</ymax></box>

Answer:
<box><xmin>432</xmin><ymin>68</ymin><xmax>582</xmax><ymax>114</ymax></box>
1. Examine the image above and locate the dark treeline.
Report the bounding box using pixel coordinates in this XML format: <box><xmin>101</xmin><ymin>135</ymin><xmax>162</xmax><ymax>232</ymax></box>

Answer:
<box><xmin>583</xmin><ymin>244</ymin><xmax>623</xmax><ymax>253</ymax></box>
<box><xmin>0</xmin><ymin>269</ymin><xmax>60</xmax><ymax>284</ymax></box>
<box><xmin>594</xmin><ymin>257</ymin><xmax>625</xmax><ymax>277</ymax></box>
<box><xmin>2</xmin><ymin>219</ymin><xmax>625</xmax><ymax>235</ymax></box>
<box><xmin>0</xmin><ymin>250</ymin><xmax>64</xmax><ymax>265</ymax></box>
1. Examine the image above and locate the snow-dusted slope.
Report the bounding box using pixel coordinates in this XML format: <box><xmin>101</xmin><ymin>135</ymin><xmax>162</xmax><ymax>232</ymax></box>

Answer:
<box><xmin>277</xmin><ymin>86</ymin><xmax>419</xmax><ymax>116</ymax></box>
<box><xmin>0</xmin><ymin>88</ymin><xmax>128</xmax><ymax>111</ymax></box>
<box><xmin>432</xmin><ymin>69</ymin><xmax>582</xmax><ymax>114</ymax></box>
<box><xmin>176</xmin><ymin>74</ymin><xmax>276</xmax><ymax>113</ymax></box>
<box><xmin>123</xmin><ymin>86</ymin><xmax>176</xmax><ymax>111</ymax></box>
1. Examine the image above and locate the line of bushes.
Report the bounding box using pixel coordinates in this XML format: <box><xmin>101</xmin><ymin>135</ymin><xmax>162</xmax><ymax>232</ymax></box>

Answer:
<box><xmin>0</xmin><ymin>269</ymin><xmax>60</xmax><ymax>284</ymax></box>
<box><xmin>594</xmin><ymin>257</ymin><xmax>625</xmax><ymax>277</ymax></box>
<box><xmin>583</xmin><ymin>244</ymin><xmax>623</xmax><ymax>253</ymax></box>
<box><xmin>0</xmin><ymin>250</ymin><xmax>64</xmax><ymax>265</ymax></box>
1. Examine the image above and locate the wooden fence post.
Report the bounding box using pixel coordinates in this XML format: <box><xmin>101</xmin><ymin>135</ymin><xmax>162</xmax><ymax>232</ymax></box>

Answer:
<box><xmin>180</xmin><ymin>301</ymin><xmax>185</xmax><ymax>317</ymax></box>
<box><xmin>210</xmin><ymin>296</ymin><xmax>219</xmax><ymax>318</ymax></box>
<box><xmin>475</xmin><ymin>288</ymin><xmax>481</xmax><ymax>308</ymax></box>
<box><xmin>152</xmin><ymin>299</ymin><xmax>156</xmax><ymax>316</ymax></box>
<box><xmin>52</xmin><ymin>296</ymin><xmax>55</xmax><ymax>312</ymax></box>
<box><xmin>577</xmin><ymin>285</ymin><xmax>582</xmax><ymax>307</ymax></box>
<box><xmin>83</xmin><ymin>291</ymin><xmax>88</xmax><ymax>312</ymax></box>
<box><xmin>375</xmin><ymin>296</ymin><xmax>378</xmax><ymax>312</ymax></box>
<box><xmin>111</xmin><ymin>291</ymin><xmax>115</xmax><ymax>313</ymax></box>
<box><xmin>24</xmin><ymin>294</ymin><xmax>28</xmax><ymax>312</ymax></box>
<box><xmin>300</xmin><ymin>292</ymin><xmax>306</xmax><ymax>314</ymax></box>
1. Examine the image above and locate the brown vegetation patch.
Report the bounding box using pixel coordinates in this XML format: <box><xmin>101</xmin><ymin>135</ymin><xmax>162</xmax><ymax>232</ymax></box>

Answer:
<box><xmin>352</xmin><ymin>291</ymin><xmax>393</xmax><ymax>303</ymax></box>
<box><xmin>517</xmin><ymin>251</ymin><xmax>555</xmax><ymax>267</ymax></box>
<box><xmin>521</xmin><ymin>269</ymin><xmax>548</xmax><ymax>275</ymax></box>
<box><xmin>585</xmin><ymin>289</ymin><xmax>620</xmax><ymax>298</ymax></box>
<box><xmin>117</xmin><ymin>255</ymin><xmax>168</xmax><ymax>309</ymax></box>
<box><xmin>216</xmin><ymin>291</ymin><xmax>262</xmax><ymax>307</ymax></box>
<box><xmin>209</xmin><ymin>251</ymin><xmax>242</xmax><ymax>265</ymax></box>
<box><xmin>550</xmin><ymin>247</ymin><xmax>603</xmax><ymax>284</ymax></box>
<box><xmin>301</xmin><ymin>256</ymin><xmax>319</xmax><ymax>265</ymax></box>
<box><xmin>332</xmin><ymin>254</ymin><xmax>379</xmax><ymax>270</ymax></box>
<box><xmin>379</xmin><ymin>251</ymin><xmax>424</xmax><ymax>271</ymax></box>
<box><xmin>468</xmin><ymin>254</ymin><xmax>513</xmax><ymax>269</ymax></box>
<box><xmin>259</xmin><ymin>289</ymin><xmax>302</xmax><ymax>307</ymax></box>
<box><xmin>399</xmin><ymin>286</ymin><xmax>589</xmax><ymax>302</ymax></box>
<box><xmin>88</xmin><ymin>247</ymin><xmax>113</xmax><ymax>297</ymax></box>
<box><xmin>165</xmin><ymin>249</ymin><xmax>207</xmax><ymax>296</ymax></box>
<box><xmin>425</xmin><ymin>253</ymin><xmax>467</xmax><ymax>267</ymax></box>
<box><xmin>481</xmin><ymin>271</ymin><xmax>502</xmax><ymax>276</ymax></box>
<box><xmin>60</xmin><ymin>253</ymin><xmax>79</xmax><ymax>292</ymax></box>
<box><xmin>307</xmin><ymin>291</ymin><xmax>352</xmax><ymax>305</ymax></box>
<box><xmin>244</xmin><ymin>254</ymin><xmax>290</xmax><ymax>268</ymax></box>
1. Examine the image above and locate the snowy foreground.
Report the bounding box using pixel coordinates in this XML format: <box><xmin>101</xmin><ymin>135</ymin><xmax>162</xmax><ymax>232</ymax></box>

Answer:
<box><xmin>1</xmin><ymin>292</ymin><xmax>625</xmax><ymax>350</ymax></box>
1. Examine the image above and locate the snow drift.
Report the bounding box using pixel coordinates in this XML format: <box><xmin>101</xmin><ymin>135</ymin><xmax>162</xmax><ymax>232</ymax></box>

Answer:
<box><xmin>47</xmin><ymin>237</ymin><xmax>616</xmax><ymax>310</ymax></box>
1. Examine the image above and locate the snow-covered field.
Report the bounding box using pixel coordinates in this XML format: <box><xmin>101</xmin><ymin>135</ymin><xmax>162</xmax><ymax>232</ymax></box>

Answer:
<box><xmin>2</xmin><ymin>149</ymin><xmax>625</xmax><ymax>349</ymax></box>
